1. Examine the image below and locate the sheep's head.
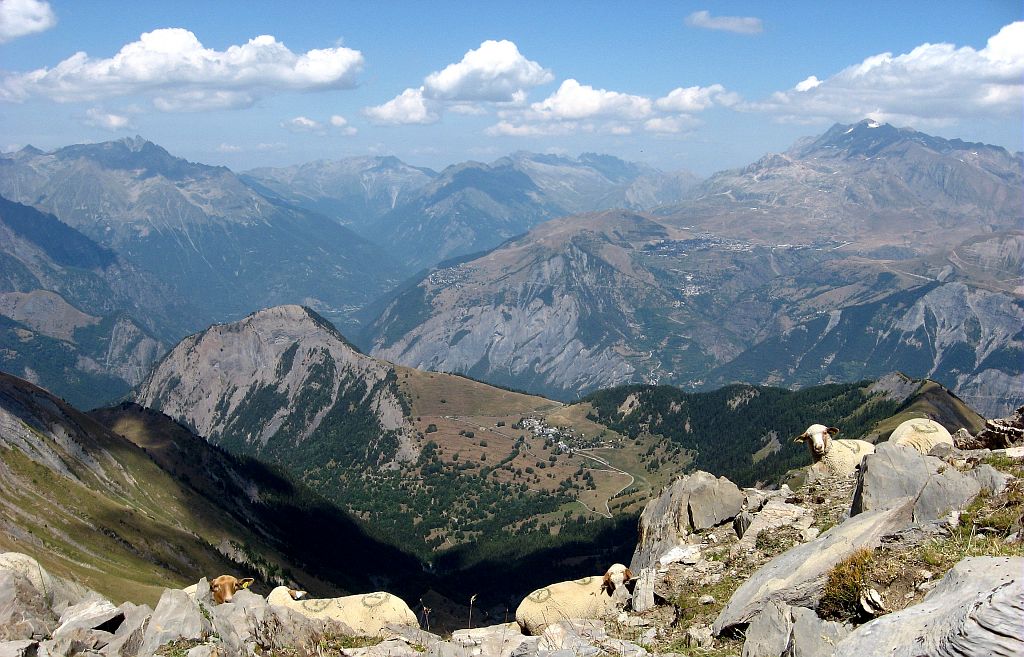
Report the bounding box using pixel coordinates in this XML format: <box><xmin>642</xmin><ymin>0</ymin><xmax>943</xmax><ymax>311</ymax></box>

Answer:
<box><xmin>209</xmin><ymin>575</ymin><xmax>253</xmax><ymax>604</ymax></box>
<box><xmin>794</xmin><ymin>424</ymin><xmax>839</xmax><ymax>458</ymax></box>
<box><xmin>601</xmin><ymin>563</ymin><xmax>633</xmax><ymax>595</ymax></box>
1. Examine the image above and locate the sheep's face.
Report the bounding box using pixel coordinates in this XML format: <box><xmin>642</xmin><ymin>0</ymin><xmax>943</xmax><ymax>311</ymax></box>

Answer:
<box><xmin>602</xmin><ymin>563</ymin><xmax>633</xmax><ymax>595</ymax></box>
<box><xmin>209</xmin><ymin>575</ymin><xmax>254</xmax><ymax>604</ymax></box>
<box><xmin>795</xmin><ymin>424</ymin><xmax>839</xmax><ymax>457</ymax></box>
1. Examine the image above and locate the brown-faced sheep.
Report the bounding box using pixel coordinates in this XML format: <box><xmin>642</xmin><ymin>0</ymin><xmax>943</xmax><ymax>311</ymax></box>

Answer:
<box><xmin>515</xmin><ymin>564</ymin><xmax>633</xmax><ymax>635</ymax></box>
<box><xmin>794</xmin><ymin>424</ymin><xmax>875</xmax><ymax>477</ymax></box>
<box><xmin>182</xmin><ymin>575</ymin><xmax>254</xmax><ymax>604</ymax></box>
<box><xmin>889</xmin><ymin>418</ymin><xmax>953</xmax><ymax>453</ymax></box>
<box><xmin>267</xmin><ymin>587</ymin><xmax>418</xmax><ymax>636</ymax></box>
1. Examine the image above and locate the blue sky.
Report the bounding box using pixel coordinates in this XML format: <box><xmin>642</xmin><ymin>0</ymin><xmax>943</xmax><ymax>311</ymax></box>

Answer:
<box><xmin>1</xmin><ymin>0</ymin><xmax>1021</xmax><ymax>175</ymax></box>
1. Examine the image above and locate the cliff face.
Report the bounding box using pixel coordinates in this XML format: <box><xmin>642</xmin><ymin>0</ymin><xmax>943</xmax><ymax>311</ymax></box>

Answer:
<box><xmin>136</xmin><ymin>304</ymin><xmax>416</xmax><ymax>465</ymax></box>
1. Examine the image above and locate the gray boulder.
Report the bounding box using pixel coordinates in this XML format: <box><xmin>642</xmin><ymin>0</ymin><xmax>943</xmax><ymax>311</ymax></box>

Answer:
<box><xmin>100</xmin><ymin>603</ymin><xmax>151</xmax><ymax>657</ymax></box>
<box><xmin>0</xmin><ymin>641</ymin><xmax>38</xmax><ymax>657</ymax></box>
<box><xmin>788</xmin><ymin>606</ymin><xmax>849</xmax><ymax>657</ymax></box>
<box><xmin>451</xmin><ymin>623</ymin><xmax>536</xmax><ymax>657</ymax></box>
<box><xmin>831</xmin><ymin>556</ymin><xmax>1024</xmax><ymax>657</ymax></box>
<box><xmin>137</xmin><ymin>589</ymin><xmax>213</xmax><ymax>656</ymax></box>
<box><xmin>713</xmin><ymin>499</ymin><xmax>914</xmax><ymax>634</ymax></box>
<box><xmin>631</xmin><ymin>471</ymin><xmax>744</xmax><ymax>571</ymax></box>
<box><xmin>539</xmin><ymin>620</ymin><xmax>646</xmax><ymax>657</ymax></box>
<box><xmin>851</xmin><ymin>442</ymin><xmax>980</xmax><ymax>523</ymax></box>
<box><xmin>970</xmin><ymin>464</ymin><xmax>1010</xmax><ymax>495</ymax></box>
<box><xmin>53</xmin><ymin>599</ymin><xmax>123</xmax><ymax>639</ymax></box>
<box><xmin>630</xmin><ymin>567</ymin><xmax>657</xmax><ymax>613</ymax></box>
<box><xmin>740</xmin><ymin>600</ymin><xmax>790</xmax><ymax>657</ymax></box>
<box><xmin>739</xmin><ymin>602</ymin><xmax>851</xmax><ymax>657</ymax></box>
<box><xmin>0</xmin><ymin>571</ymin><xmax>56</xmax><ymax>641</ymax></box>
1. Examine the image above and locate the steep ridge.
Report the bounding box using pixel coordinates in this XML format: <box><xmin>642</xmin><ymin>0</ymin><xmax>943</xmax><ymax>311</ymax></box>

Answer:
<box><xmin>660</xmin><ymin>119</ymin><xmax>1022</xmax><ymax>254</ymax></box>
<box><xmin>136</xmin><ymin>304</ymin><xmax>415</xmax><ymax>468</ymax></box>
<box><xmin>0</xmin><ymin>196</ymin><xmax>189</xmax><ymax>407</ymax></box>
<box><xmin>0</xmin><ymin>371</ymin><xmax>329</xmax><ymax>605</ymax></box>
<box><xmin>0</xmin><ymin>138</ymin><xmax>401</xmax><ymax>331</ymax></box>
<box><xmin>242</xmin><ymin>155</ymin><xmax>437</xmax><ymax>229</ymax></box>
<box><xmin>363</xmin><ymin>124</ymin><xmax>1022</xmax><ymax>414</ymax></box>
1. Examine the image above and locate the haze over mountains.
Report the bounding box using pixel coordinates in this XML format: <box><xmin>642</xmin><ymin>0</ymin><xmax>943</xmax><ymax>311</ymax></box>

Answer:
<box><xmin>0</xmin><ymin>120</ymin><xmax>1020</xmax><ymax>417</ymax></box>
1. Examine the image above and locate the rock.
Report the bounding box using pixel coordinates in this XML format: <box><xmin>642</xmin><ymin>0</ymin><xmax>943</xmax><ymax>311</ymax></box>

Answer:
<box><xmin>630</xmin><ymin>568</ymin><xmax>657</xmax><ymax>613</ymax></box>
<box><xmin>382</xmin><ymin>625</ymin><xmax>443</xmax><ymax>647</ymax></box>
<box><xmin>958</xmin><ymin>406</ymin><xmax>1024</xmax><ymax>449</ymax></box>
<box><xmin>788</xmin><ymin>607</ymin><xmax>849</xmax><ymax>657</ymax></box>
<box><xmin>737</xmin><ymin>498</ymin><xmax>809</xmax><ymax>550</ymax></box>
<box><xmin>43</xmin><ymin>626</ymin><xmax>113</xmax><ymax>657</ymax></box>
<box><xmin>54</xmin><ymin>599</ymin><xmax>123</xmax><ymax>639</ymax></box>
<box><xmin>657</xmin><ymin>545</ymin><xmax>700</xmax><ymax>566</ymax></box>
<box><xmin>713</xmin><ymin>499</ymin><xmax>914</xmax><ymax>635</ymax></box>
<box><xmin>100</xmin><ymin>603</ymin><xmax>150</xmax><ymax>657</ymax></box>
<box><xmin>831</xmin><ymin>556</ymin><xmax>1024</xmax><ymax>657</ymax></box>
<box><xmin>952</xmin><ymin>427</ymin><xmax>974</xmax><ymax>449</ymax></box>
<box><xmin>851</xmin><ymin>442</ymin><xmax>981</xmax><ymax>523</ymax></box>
<box><xmin>0</xmin><ymin>571</ymin><xmax>56</xmax><ymax>641</ymax></box>
<box><xmin>740</xmin><ymin>600</ymin><xmax>791</xmax><ymax>657</ymax></box>
<box><xmin>799</xmin><ymin>528</ymin><xmax>820</xmax><ymax>542</ymax></box>
<box><xmin>733</xmin><ymin>511</ymin><xmax>753</xmax><ymax>538</ymax></box>
<box><xmin>631</xmin><ymin>472</ymin><xmax>744</xmax><ymax>571</ymax></box>
<box><xmin>184</xmin><ymin>646</ymin><xmax>217</xmax><ymax>657</ymax></box>
<box><xmin>423</xmin><ymin>641</ymin><xmax>473</xmax><ymax>657</ymax></box>
<box><xmin>698</xmin><ymin>595</ymin><xmax>715</xmax><ymax>606</ymax></box>
<box><xmin>138</xmin><ymin>589</ymin><xmax>214</xmax><ymax>656</ymax></box>
<box><xmin>539</xmin><ymin>620</ymin><xmax>646</xmax><ymax>657</ymax></box>
<box><xmin>970</xmin><ymin>463</ymin><xmax>1010</xmax><ymax>495</ymax></box>
<box><xmin>354</xmin><ymin>639</ymin><xmax>435</xmax><ymax>657</ymax></box>
<box><xmin>684</xmin><ymin>625</ymin><xmax>714</xmax><ymax>649</ymax></box>
<box><xmin>451</xmin><ymin>623</ymin><xmax>534</xmax><ymax>657</ymax></box>
<box><xmin>0</xmin><ymin>641</ymin><xmax>38</xmax><ymax>657</ymax></box>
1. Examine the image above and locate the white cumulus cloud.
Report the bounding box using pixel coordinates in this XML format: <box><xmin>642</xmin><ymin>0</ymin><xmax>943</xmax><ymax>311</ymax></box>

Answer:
<box><xmin>329</xmin><ymin>114</ymin><xmax>357</xmax><ymax>135</ymax></box>
<box><xmin>423</xmin><ymin>39</ymin><xmax>553</xmax><ymax>102</ymax></box>
<box><xmin>685</xmin><ymin>10</ymin><xmax>763</xmax><ymax>35</ymax></box>
<box><xmin>529</xmin><ymin>79</ymin><xmax>652</xmax><ymax>120</ymax></box>
<box><xmin>364</xmin><ymin>87</ymin><xmax>439</xmax><ymax>125</ymax></box>
<box><xmin>0</xmin><ymin>0</ymin><xmax>55</xmax><ymax>43</ymax></box>
<box><xmin>283</xmin><ymin>116</ymin><xmax>323</xmax><ymax>132</ymax></box>
<box><xmin>644</xmin><ymin>115</ymin><xmax>700</xmax><ymax>134</ymax></box>
<box><xmin>0</xmin><ymin>28</ymin><xmax>364</xmax><ymax>111</ymax></box>
<box><xmin>655</xmin><ymin>84</ymin><xmax>738</xmax><ymax>112</ymax></box>
<box><xmin>748</xmin><ymin>21</ymin><xmax>1024</xmax><ymax>124</ymax></box>
<box><xmin>84</xmin><ymin>108</ymin><xmax>132</xmax><ymax>131</ymax></box>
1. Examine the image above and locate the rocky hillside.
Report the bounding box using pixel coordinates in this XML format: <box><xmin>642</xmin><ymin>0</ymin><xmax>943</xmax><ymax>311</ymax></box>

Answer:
<box><xmin>0</xmin><ymin>138</ymin><xmax>401</xmax><ymax>331</ymax></box>
<box><xmin>364</xmin><ymin>200</ymin><xmax>1021</xmax><ymax>414</ymax></box>
<box><xmin>136</xmin><ymin>304</ymin><xmax>415</xmax><ymax>468</ymax></box>
<box><xmin>3</xmin><ymin>404</ymin><xmax>1020</xmax><ymax>657</ymax></box>
<box><xmin>660</xmin><ymin>119</ymin><xmax>1023</xmax><ymax>255</ymax></box>
<box><xmin>0</xmin><ymin>196</ymin><xmax>191</xmax><ymax>407</ymax></box>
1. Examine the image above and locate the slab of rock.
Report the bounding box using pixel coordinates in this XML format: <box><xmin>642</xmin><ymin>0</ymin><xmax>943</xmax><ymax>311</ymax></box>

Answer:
<box><xmin>788</xmin><ymin>606</ymin><xmax>849</xmax><ymax>657</ymax></box>
<box><xmin>851</xmin><ymin>442</ymin><xmax>981</xmax><ymax>523</ymax></box>
<box><xmin>138</xmin><ymin>589</ymin><xmax>213</xmax><ymax>656</ymax></box>
<box><xmin>630</xmin><ymin>568</ymin><xmax>657</xmax><ymax>613</ymax></box>
<box><xmin>713</xmin><ymin>499</ymin><xmax>914</xmax><ymax>635</ymax></box>
<box><xmin>539</xmin><ymin>620</ymin><xmax>646</xmax><ymax>657</ymax></box>
<box><xmin>0</xmin><ymin>641</ymin><xmax>38</xmax><ymax>657</ymax></box>
<box><xmin>451</xmin><ymin>623</ymin><xmax>534</xmax><ymax>657</ymax></box>
<box><xmin>970</xmin><ymin>464</ymin><xmax>1010</xmax><ymax>495</ymax></box>
<box><xmin>0</xmin><ymin>571</ymin><xmax>56</xmax><ymax>641</ymax></box>
<box><xmin>831</xmin><ymin>556</ymin><xmax>1024</xmax><ymax>657</ymax></box>
<box><xmin>54</xmin><ymin>599</ymin><xmax>123</xmax><ymax>639</ymax></box>
<box><xmin>737</xmin><ymin>498</ymin><xmax>809</xmax><ymax>550</ymax></box>
<box><xmin>100</xmin><ymin>602</ymin><xmax>150</xmax><ymax>657</ymax></box>
<box><xmin>741</xmin><ymin>600</ymin><xmax>790</xmax><ymax>657</ymax></box>
<box><xmin>631</xmin><ymin>472</ymin><xmax>744</xmax><ymax>571</ymax></box>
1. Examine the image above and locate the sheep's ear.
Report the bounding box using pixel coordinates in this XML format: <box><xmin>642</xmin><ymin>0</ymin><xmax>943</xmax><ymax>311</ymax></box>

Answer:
<box><xmin>240</xmin><ymin>578</ymin><xmax>254</xmax><ymax>589</ymax></box>
<box><xmin>602</xmin><ymin>571</ymin><xmax>615</xmax><ymax>594</ymax></box>
<box><xmin>624</xmin><ymin>568</ymin><xmax>633</xmax><ymax>582</ymax></box>
<box><xmin>290</xmin><ymin>589</ymin><xmax>308</xmax><ymax>600</ymax></box>
<box><xmin>827</xmin><ymin>427</ymin><xmax>840</xmax><ymax>436</ymax></box>
<box><xmin>793</xmin><ymin>433</ymin><xmax>807</xmax><ymax>443</ymax></box>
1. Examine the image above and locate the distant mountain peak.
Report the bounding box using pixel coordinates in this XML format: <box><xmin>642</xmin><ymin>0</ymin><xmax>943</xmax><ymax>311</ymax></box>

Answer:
<box><xmin>118</xmin><ymin>135</ymin><xmax>152</xmax><ymax>152</ymax></box>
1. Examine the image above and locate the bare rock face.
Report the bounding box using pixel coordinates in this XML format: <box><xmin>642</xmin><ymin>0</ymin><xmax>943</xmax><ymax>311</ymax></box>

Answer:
<box><xmin>631</xmin><ymin>471</ymin><xmax>744</xmax><ymax>572</ymax></box>
<box><xmin>713</xmin><ymin>500</ymin><xmax>915</xmax><ymax>635</ymax></box>
<box><xmin>831</xmin><ymin>556</ymin><xmax>1024</xmax><ymax>657</ymax></box>
<box><xmin>850</xmin><ymin>442</ymin><xmax>981</xmax><ymax>523</ymax></box>
<box><xmin>0</xmin><ymin>571</ymin><xmax>56</xmax><ymax>641</ymax></box>
<box><xmin>957</xmin><ymin>406</ymin><xmax>1024</xmax><ymax>450</ymax></box>
<box><xmin>136</xmin><ymin>305</ymin><xmax>416</xmax><ymax>465</ymax></box>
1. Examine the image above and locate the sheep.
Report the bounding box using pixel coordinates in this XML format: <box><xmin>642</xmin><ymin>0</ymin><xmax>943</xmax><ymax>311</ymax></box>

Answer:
<box><xmin>515</xmin><ymin>564</ymin><xmax>633</xmax><ymax>636</ymax></box>
<box><xmin>888</xmin><ymin>418</ymin><xmax>953</xmax><ymax>454</ymax></box>
<box><xmin>182</xmin><ymin>575</ymin><xmax>254</xmax><ymax>604</ymax></box>
<box><xmin>794</xmin><ymin>424</ymin><xmax>875</xmax><ymax>477</ymax></box>
<box><xmin>267</xmin><ymin>586</ymin><xmax>419</xmax><ymax>637</ymax></box>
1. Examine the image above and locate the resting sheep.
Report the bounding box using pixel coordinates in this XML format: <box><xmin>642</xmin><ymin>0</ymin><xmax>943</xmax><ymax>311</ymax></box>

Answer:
<box><xmin>794</xmin><ymin>424</ymin><xmax>875</xmax><ymax>477</ymax></box>
<box><xmin>267</xmin><ymin>587</ymin><xmax>418</xmax><ymax>636</ymax></box>
<box><xmin>515</xmin><ymin>564</ymin><xmax>633</xmax><ymax>636</ymax></box>
<box><xmin>888</xmin><ymin>418</ymin><xmax>953</xmax><ymax>454</ymax></box>
<box><xmin>182</xmin><ymin>575</ymin><xmax>254</xmax><ymax>604</ymax></box>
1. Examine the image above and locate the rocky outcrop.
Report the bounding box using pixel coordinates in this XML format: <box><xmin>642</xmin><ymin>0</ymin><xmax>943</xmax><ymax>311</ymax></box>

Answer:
<box><xmin>955</xmin><ymin>405</ymin><xmax>1024</xmax><ymax>450</ymax></box>
<box><xmin>831</xmin><ymin>557</ymin><xmax>1024</xmax><ymax>657</ymax></box>
<box><xmin>851</xmin><ymin>442</ymin><xmax>981</xmax><ymax>523</ymax></box>
<box><xmin>631</xmin><ymin>471</ymin><xmax>744</xmax><ymax>572</ymax></box>
<box><xmin>713</xmin><ymin>499</ymin><xmax>915</xmax><ymax>634</ymax></box>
